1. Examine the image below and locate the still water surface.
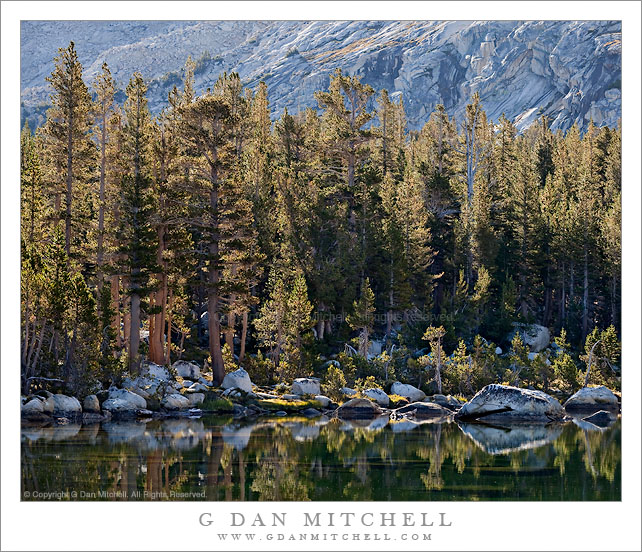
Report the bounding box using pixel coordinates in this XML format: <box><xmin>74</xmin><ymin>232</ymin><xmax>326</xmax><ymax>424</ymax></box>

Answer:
<box><xmin>21</xmin><ymin>415</ymin><xmax>620</xmax><ymax>501</ymax></box>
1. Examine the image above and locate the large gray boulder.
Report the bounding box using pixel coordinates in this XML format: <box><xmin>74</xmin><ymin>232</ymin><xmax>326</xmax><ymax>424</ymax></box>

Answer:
<box><xmin>52</xmin><ymin>394</ymin><xmax>82</xmax><ymax>416</ymax></box>
<box><xmin>564</xmin><ymin>386</ymin><xmax>619</xmax><ymax>414</ymax></box>
<box><xmin>291</xmin><ymin>377</ymin><xmax>321</xmax><ymax>395</ymax></box>
<box><xmin>455</xmin><ymin>384</ymin><xmax>564</xmax><ymax>422</ymax></box>
<box><xmin>102</xmin><ymin>389</ymin><xmax>147</xmax><ymax>414</ymax></box>
<box><xmin>363</xmin><ymin>388</ymin><xmax>390</xmax><ymax>407</ymax></box>
<box><xmin>391</xmin><ymin>382</ymin><xmax>426</xmax><ymax>402</ymax></box>
<box><xmin>186</xmin><ymin>393</ymin><xmax>205</xmax><ymax>407</ymax></box>
<box><xmin>335</xmin><ymin>398</ymin><xmax>382</xmax><ymax>420</ymax></box>
<box><xmin>161</xmin><ymin>393</ymin><xmax>190</xmax><ymax>411</ymax></box>
<box><xmin>510</xmin><ymin>323</ymin><xmax>551</xmax><ymax>352</ymax></box>
<box><xmin>314</xmin><ymin>395</ymin><xmax>332</xmax><ymax>407</ymax></box>
<box><xmin>394</xmin><ymin>401</ymin><xmax>452</xmax><ymax>420</ymax></box>
<box><xmin>83</xmin><ymin>395</ymin><xmax>100</xmax><ymax>413</ymax></box>
<box><xmin>173</xmin><ymin>360</ymin><xmax>200</xmax><ymax>380</ymax></box>
<box><xmin>143</xmin><ymin>362</ymin><xmax>171</xmax><ymax>382</ymax></box>
<box><xmin>21</xmin><ymin>397</ymin><xmax>47</xmax><ymax>419</ymax></box>
<box><xmin>221</xmin><ymin>368</ymin><xmax>253</xmax><ymax>393</ymax></box>
<box><xmin>430</xmin><ymin>394</ymin><xmax>464</xmax><ymax>411</ymax></box>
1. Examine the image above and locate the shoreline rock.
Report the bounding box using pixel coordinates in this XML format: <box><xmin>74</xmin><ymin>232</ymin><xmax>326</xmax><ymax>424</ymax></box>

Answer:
<box><xmin>455</xmin><ymin>384</ymin><xmax>564</xmax><ymax>423</ymax></box>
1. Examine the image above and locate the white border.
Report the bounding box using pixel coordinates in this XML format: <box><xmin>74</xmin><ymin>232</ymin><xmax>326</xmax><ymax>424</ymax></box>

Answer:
<box><xmin>2</xmin><ymin>2</ymin><xmax>641</xmax><ymax>551</ymax></box>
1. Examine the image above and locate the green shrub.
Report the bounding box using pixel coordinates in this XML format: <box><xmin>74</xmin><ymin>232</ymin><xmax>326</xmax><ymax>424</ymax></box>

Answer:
<box><xmin>323</xmin><ymin>364</ymin><xmax>347</xmax><ymax>402</ymax></box>
<box><xmin>257</xmin><ymin>398</ymin><xmax>322</xmax><ymax>412</ymax></box>
<box><xmin>201</xmin><ymin>396</ymin><xmax>234</xmax><ymax>412</ymax></box>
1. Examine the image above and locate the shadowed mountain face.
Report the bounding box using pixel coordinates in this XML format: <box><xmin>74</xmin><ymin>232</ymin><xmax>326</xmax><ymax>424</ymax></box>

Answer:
<box><xmin>21</xmin><ymin>20</ymin><xmax>620</xmax><ymax>131</ymax></box>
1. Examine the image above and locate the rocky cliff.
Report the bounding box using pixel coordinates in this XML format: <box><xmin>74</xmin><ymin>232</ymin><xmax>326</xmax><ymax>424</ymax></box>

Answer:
<box><xmin>21</xmin><ymin>20</ymin><xmax>621</xmax><ymax>131</ymax></box>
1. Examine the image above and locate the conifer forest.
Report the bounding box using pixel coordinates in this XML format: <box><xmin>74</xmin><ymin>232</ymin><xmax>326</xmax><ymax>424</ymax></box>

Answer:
<box><xmin>21</xmin><ymin>42</ymin><xmax>622</xmax><ymax>399</ymax></box>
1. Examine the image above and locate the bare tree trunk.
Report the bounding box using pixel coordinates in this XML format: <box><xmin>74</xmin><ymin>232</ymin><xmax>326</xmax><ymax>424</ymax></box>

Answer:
<box><xmin>582</xmin><ymin>248</ymin><xmax>589</xmax><ymax>342</ymax></box>
<box><xmin>239</xmin><ymin>310</ymin><xmax>248</xmax><ymax>363</ymax></box>
<box><xmin>165</xmin><ymin>288</ymin><xmax>173</xmax><ymax>366</ymax></box>
<box><xmin>129</xmin><ymin>293</ymin><xmax>141</xmax><ymax>375</ymax></box>
<box><xmin>111</xmin><ymin>275</ymin><xmax>121</xmax><ymax>348</ymax></box>
<box><xmin>123</xmin><ymin>311</ymin><xmax>131</xmax><ymax>355</ymax></box>
<box><xmin>65</xmin><ymin>105</ymin><xmax>73</xmax><ymax>261</ymax></box>
<box><xmin>97</xmin><ymin>109</ymin><xmax>107</xmax><ymax>298</ymax></box>
<box><xmin>583</xmin><ymin>339</ymin><xmax>601</xmax><ymax>387</ymax></box>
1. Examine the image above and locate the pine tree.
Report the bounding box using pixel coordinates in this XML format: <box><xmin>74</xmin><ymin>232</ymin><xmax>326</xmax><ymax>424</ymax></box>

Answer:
<box><xmin>92</xmin><ymin>62</ymin><xmax>115</xmax><ymax>296</ymax></box>
<box><xmin>176</xmin><ymin>86</ymin><xmax>235</xmax><ymax>384</ymax></box>
<box><xmin>347</xmin><ymin>277</ymin><xmax>376</xmax><ymax>357</ymax></box>
<box><xmin>41</xmin><ymin>41</ymin><xmax>94</xmax><ymax>261</ymax></box>
<box><xmin>116</xmin><ymin>72</ymin><xmax>158</xmax><ymax>374</ymax></box>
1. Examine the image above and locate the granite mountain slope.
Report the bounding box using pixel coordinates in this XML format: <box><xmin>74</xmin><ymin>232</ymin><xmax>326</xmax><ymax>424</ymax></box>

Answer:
<box><xmin>21</xmin><ymin>20</ymin><xmax>621</xmax><ymax>131</ymax></box>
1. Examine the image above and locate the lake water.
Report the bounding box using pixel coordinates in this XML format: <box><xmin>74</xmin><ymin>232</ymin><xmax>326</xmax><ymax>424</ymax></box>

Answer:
<box><xmin>21</xmin><ymin>415</ymin><xmax>620</xmax><ymax>501</ymax></box>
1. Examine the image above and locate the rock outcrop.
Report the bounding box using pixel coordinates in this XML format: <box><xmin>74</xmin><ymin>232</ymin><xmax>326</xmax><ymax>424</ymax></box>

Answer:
<box><xmin>102</xmin><ymin>388</ymin><xmax>147</xmax><ymax>416</ymax></box>
<box><xmin>391</xmin><ymin>382</ymin><xmax>426</xmax><ymax>402</ymax></box>
<box><xmin>335</xmin><ymin>398</ymin><xmax>382</xmax><ymax>420</ymax></box>
<box><xmin>394</xmin><ymin>402</ymin><xmax>452</xmax><ymax>420</ymax></box>
<box><xmin>221</xmin><ymin>368</ymin><xmax>253</xmax><ymax>393</ymax></box>
<box><xmin>363</xmin><ymin>388</ymin><xmax>390</xmax><ymax>407</ymax></box>
<box><xmin>173</xmin><ymin>360</ymin><xmax>200</xmax><ymax>380</ymax></box>
<box><xmin>455</xmin><ymin>384</ymin><xmax>564</xmax><ymax>422</ymax></box>
<box><xmin>22</xmin><ymin>21</ymin><xmax>620</xmax><ymax>134</ymax></box>
<box><xmin>52</xmin><ymin>394</ymin><xmax>82</xmax><ymax>417</ymax></box>
<box><xmin>291</xmin><ymin>377</ymin><xmax>321</xmax><ymax>395</ymax></box>
<box><xmin>564</xmin><ymin>386</ymin><xmax>619</xmax><ymax>414</ymax></box>
<box><xmin>510</xmin><ymin>323</ymin><xmax>551</xmax><ymax>352</ymax></box>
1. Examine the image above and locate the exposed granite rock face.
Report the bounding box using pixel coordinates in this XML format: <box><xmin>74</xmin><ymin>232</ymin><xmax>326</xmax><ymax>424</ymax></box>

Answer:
<box><xmin>335</xmin><ymin>398</ymin><xmax>382</xmax><ymax>420</ymax></box>
<box><xmin>393</xmin><ymin>401</ymin><xmax>452</xmax><ymax>420</ymax></box>
<box><xmin>21</xmin><ymin>21</ymin><xmax>620</xmax><ymax>133</ymax></box>
<box><xmin>455</xmin><ymin>384</ymin><xmax>565</xmax><ymax>422</ymax></box>
<box><xmin>564</xmin><ymin>386</ymin><xmax>619</xmax><ymax>414</ymax></box>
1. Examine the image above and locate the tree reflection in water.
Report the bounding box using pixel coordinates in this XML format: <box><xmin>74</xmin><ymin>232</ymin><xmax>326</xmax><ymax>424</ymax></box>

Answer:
<box><xmin>21</xmin><ymin>415</ymin><xmax>621</xmax><ymax>501</ymax></box>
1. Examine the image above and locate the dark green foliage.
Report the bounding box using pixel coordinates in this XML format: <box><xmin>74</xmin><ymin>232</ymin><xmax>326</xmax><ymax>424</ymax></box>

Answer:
<box><xmin>20</xmin><ymin>43</ymin><xmax>622</xmax><ymax>398</ymax></box>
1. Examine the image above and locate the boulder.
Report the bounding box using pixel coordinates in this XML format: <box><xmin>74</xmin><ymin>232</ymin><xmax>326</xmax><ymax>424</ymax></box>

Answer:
<box><xmin>582</xmin><ymin>410</ymin><xmax>615</xmax><ymax>428</ymax></box>
<box><xmin>564</xmin><ymin>386</ymin><xmax>619</xmax><ymax>414</ymax></box>
<box><xmin>161</xmin><ymin>393</ymin><xmax>190</xmax><ymax>411</ymax></box>
<box><xmin>291</xmin><ymin>377</ymin><xmax>321</xmax><ymax>395</ymax></box>
<box><xmin>52</xmin><ymin>394</ymin><xmax>82</xmax><ymax>416</ymax></box>
<box><xmin>495</xmin><ymin>346</ymin><xmax>503</xmax><ymax>355</ymax></box>
<box><xmin>186</xmin><ymin>382</ymin><xmax>209</xmax><ymax>393</ymax></box>
<box><xmin>282</xmin><ymin>394</ymin><xmax>302</xmax><ymax>400</ymax></box>
<box><xmin>363</xmin><ymin>388</ymin><xmax>390</xmax><ymax>407</ymax></box>
<box><xmin>430</xmin><ymin>394</ymin><xmax>463</xmax><ymax>411</ymax></box>
<box><xmin>314</xmin><ymin>395</ymin><xmax>332</xmax><ymax>407</ymax></box>
<box><xmin>186</xmin><ymin>393</ymin><xmax>205</xmax><ymax>407</ymax></box>
<box><xmin>221</xmin><ymin>368</ymin><xmax>253</xmax><ymax>393</ymax></box>
<box><xmin>510</xmin><ymin>323</ymin><xmax>551</xmax><ymax>352</ymax></box>
<box><xmin>391</xmin><ymin>382</ymin><xmax>426</xmax><ymax>402</ymax></box>
<box><xmin>340</xmin><ymin>387</ymin><xmax>357</xmax><ymax>397</ymax></box>
<box><xmin>173</xmin><ymin>360</ymin><xmax>200</xmax><ymax>380</ymax></box>
<box><xmin>83</xmin><ymin>395</ymin><xmax>100</xmax><ymax>413</ymax></box>
<box><xmin>302</xmin><ymin>408</ymin><xmax>322</xmax><ymax>417</ymax></box>
<box><xmin>181</xmin><ymin>380</ymin><xmax>194</xmax><ymax>388</ymax></box>
<box><xmin>102</xmin><ymin>389</ymin><xmax>147</xmax><ymax>415</ymax></box>
<box><xmin>367</xmin><ymin>339</ymin><xmax>384</xmax><ymax>357</ymax></box>
<box><xmin>335</xmin><ymin>398</ymin><xmax>382</xmax><ymax>420</ymax></box>
<box><xmin>32</xmin><ymin>390</ymin><xmax>55</xmax><ymax>414</ymax></box>
<box><xmin>394</xmin><ymin>401</ymin><xmax>452</xmax><ymax>420</ymax></box>
<box><xmin>21</xmin><ymin>397</ymin><xmax>47</xmax><ymax>419</ymax></box>
<box><xmin>455</xmin><ymin>384</ymin><xmax>564</xmax><ymax>422</ymax></box>
<box><xmin>143</xmin><ymin>362</ymin><xmax>171</xmax><ymax>381</ymax></box>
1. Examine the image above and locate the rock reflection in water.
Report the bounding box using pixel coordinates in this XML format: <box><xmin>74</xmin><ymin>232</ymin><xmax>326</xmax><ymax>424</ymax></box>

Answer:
<box><xmin>21</xmin><ymin>415</ymin><xmax>621</xmax><ymax>501</ymax></box>
<box><xmin>458</xmin><ymin>422</ymin><xmax>564</xmax><ymax>455</ymax></box>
